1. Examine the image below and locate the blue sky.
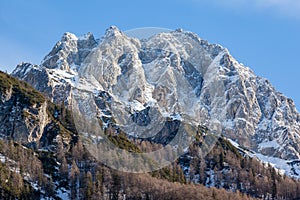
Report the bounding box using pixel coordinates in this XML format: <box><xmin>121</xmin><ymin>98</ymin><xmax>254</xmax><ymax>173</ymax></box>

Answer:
<box><xmin>0</xmin><ymin>0</ymin><xmax>300</xmax><ymax>109</ymax></box>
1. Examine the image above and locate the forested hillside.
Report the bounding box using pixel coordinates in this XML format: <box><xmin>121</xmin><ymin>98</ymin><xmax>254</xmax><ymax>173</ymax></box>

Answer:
<box><xmin>1</xmin><ymin>71</ymin><xmax>300</xmax><ymax>199</ymax></box>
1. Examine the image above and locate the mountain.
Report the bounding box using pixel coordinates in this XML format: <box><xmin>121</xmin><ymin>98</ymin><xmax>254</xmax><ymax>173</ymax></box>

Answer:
<box><xmin>1</xmin><ymin>72</ymin><xmax>299</xmax><ymax>199</ymax></box>
<box><xmin>0</xmin><ymin>71</ymin><xmax>259</xmax><ymax>200</ymax></box>
<box><xmin>12</xmin><ymin>26</ymin><xmax>300</xmax><ymax>178</ymax></box>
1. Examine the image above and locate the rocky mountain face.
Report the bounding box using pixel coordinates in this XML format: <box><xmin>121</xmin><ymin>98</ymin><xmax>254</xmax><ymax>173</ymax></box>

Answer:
<box><xmin>12</xmin><ymin>26</ymin><xmax>300</xmax><ymax>177</ymax></box>
<box><xmin>0</xmin><ymin>70</ymin><xmax>264</xmax><ymax>200</ymax></box>
<box><xmin>13</xmin><ymin>32</ymin><xmax>97</xmax><ymax>104</ymax></box>
<box><xmin>0</xmin><ymin>71</ymin><xmax>73</xmax><ymax>149</ymax></box>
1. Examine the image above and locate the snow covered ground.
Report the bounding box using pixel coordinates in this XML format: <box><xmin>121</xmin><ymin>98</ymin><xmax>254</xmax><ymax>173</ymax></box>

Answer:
<box><xmin>227</xmin><ymin>138</ymin><xmax>300</xmax><ymax>178</ymax></box>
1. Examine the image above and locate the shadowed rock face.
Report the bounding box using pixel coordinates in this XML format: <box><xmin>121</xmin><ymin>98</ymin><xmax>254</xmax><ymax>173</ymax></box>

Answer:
<box><xmin>181</xmin><ymin>60</ymin><xmax>203</xmax><ymax>97</ymax></box>
<box><xmin>0</xmin><ymin>72</ymin><xmax>73</xmax><ymax>149</ymax></box>
<box><xmin>11</xmin><ymin>26</ymin><xmax>300</xmax><ymax>161</ymax></box>
<box><xmin>0</xmin><ymin>92</ymin><xmax>48</xmax><ymax>145</ymax></box>
<box><xmin>131</xmin><ymin>107</ymin><xmax>151</xmax><ymax>126</ymax></box>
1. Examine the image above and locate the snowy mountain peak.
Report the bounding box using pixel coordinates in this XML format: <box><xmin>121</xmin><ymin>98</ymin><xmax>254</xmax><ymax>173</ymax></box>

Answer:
<box><xmin>78</xmin><ymin>32</ymin><xmax>93</xmax><ymax>40</ymax></box>
<box><xmin>11</xmin><ymin>26</ymin><xmax>300</xmax><ymax>178</ymax></box>
<box><xmin>62</xmin><ymin>32</ymin><xmax>78</xmax><ymax>41</ymax></box>
<box><xmin>41</xmin><ymin>31</ymin><xmax>97</xmax><ymax>72</ymax></box>
<box><xmin>104</xmin><ymin>25</ymin><xmax>124</xmax><ymax>38</ymax></box>
<box><xmin>12</xmin><ymin>62</ymin><xmax>39</xmax><ymax>79</ymax></box>
<box><xmin>175</xmin><ymin>28</ymin><xmax>184</xmax><ymax>32</ymax></box>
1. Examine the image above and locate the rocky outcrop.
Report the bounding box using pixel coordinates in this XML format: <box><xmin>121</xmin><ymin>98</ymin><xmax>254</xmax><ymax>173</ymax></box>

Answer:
<box><xmin>0</xmin><ymin>71</ymin><xmax>72</xmax><ymax>148</ymax></box>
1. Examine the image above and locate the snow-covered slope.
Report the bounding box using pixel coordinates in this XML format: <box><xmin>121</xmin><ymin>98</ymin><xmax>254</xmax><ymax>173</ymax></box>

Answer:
<box><xmin>12</xmin><ymin>26</ymin><xmax>300</xmax><ymax>177</ymax></box>
<box><xmin>227</xmin><ymin>138</ymin><xmax>300</xmax><ymax>178</ymax></box>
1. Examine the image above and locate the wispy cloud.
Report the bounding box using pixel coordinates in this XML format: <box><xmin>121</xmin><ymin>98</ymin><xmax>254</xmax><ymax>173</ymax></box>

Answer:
<box><xmin>209</xmin><ymin>0</ymin><xmax>300</xmax><ymax>18</ymax></box>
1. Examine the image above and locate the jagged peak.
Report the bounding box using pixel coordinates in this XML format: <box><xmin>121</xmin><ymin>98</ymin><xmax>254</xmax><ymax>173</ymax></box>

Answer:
<box><xmin>61</xmin><ymin>31</ymin><xmax>96</xmax><ymax>43</ymax></box>
<box><xmin>61</xmin><ymin>32</ymin><xmax>78</xmax><ymax>41</ymax></box>
<box><xmin>178</xmin><ymin>30</ymin><xmax>227</xmax><ymax>54</ymax></box>
<box><xmin>41</xmin><ymin>31</ymin><xmax>93</xmax><ymax>70</ymax></box>
<box><xmin>144</xmin><ymin>28</ymin><xmax>228</xmax><ymax>59</ymax></box>
<box><xmin>13</xmin><ymin>62</ymin><xmax>35</xmax><ymax>72</ymax></box>
<box><xmin>12</xmin><ymin>62</ymin><xmax>40</xmax><ymax>78</ymax></box>
<box><xmin>78</xmin><ymin>32</ymin><xmax>94</xmax><ymax>41</ymax></box>
<box><xmin>175</xmin><ymin>28</ymin><xmax>184</xmax><ymax>32</ymax></box>
<box><xmin>104</xmin><ymin>25</ymin><xmax>124</xmax><ymax>38</ymax></box>
<box><xmin>173</xmin><ymin>29</ymin><xmax>203</xmax><ymax>43</ymax></box>
<box><xmin>16</xmin><ymin>62</ymin><xmax>33</xmax><ymax>67</ymax></box>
